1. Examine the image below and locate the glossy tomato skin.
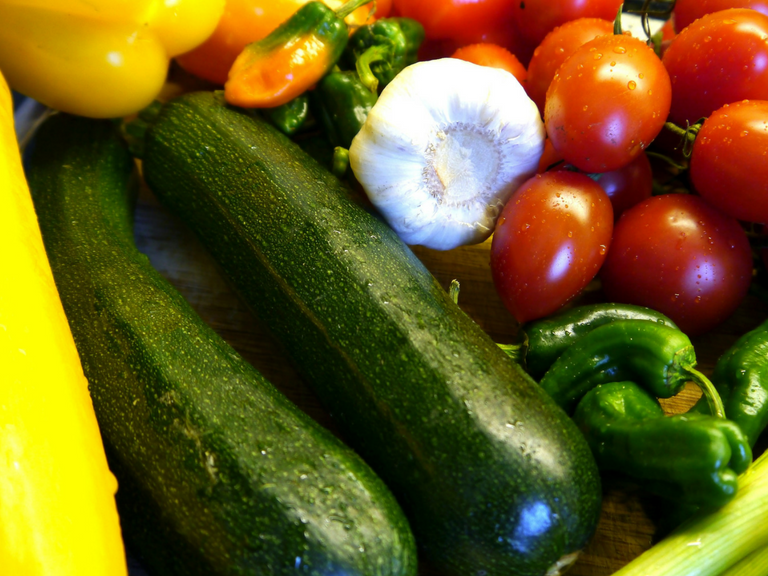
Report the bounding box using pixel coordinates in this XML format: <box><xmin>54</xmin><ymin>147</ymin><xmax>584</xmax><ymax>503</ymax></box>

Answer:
<box><xmin>673</xmin><ymin>0</ymin><xmax>768</xmax><ymax>32</ymax></box>
<box><xmin>690</xmin><ymin>100</ymin><xmax>768</xmax><ymax>223</ymax></box>
<box><xmin>176</xmin><ymin>0</ymin><xmax>389</xmax><ymax>84</ymax></box>
<box><xmin>511</xmin><ymin>0</ymin><xmax>623</xmax><ymax>60</ymax></box>
<box><xmin>600</xmin><ymin>194</ymin><xmax>753</xmax><ymax>335</ymax></box>
<box><xmin>662</xmin><ymin>8</ymin><xmax>768</xmax><ymax>126</ymax></box>
<box><xmin>537</xmin><ymin>140</ymin><xmax>653</xmax><ymax>219</ymax></box>
<box><xmin>490</xmin><ymin>171</ymin><xmax>614</xmax><ymax>323</ymax></box>
<box><xmin>597</xmin><ymin>152</ymin><xmax>653</xmax><ymax>219</ymax></box>
<box><xmin>545</xmin><ymin>34</ymin><xmax>671</xmax><ymax>173</ymax></box>
<box><xmin>393</xmin><ymin>0</ymin><xmax>515</xmax><ymax>45</ymax></box>
<box><xmin>526</xmin><ymin>18</ymin><xmax>613</xmax><ymax>115</ymax></box>
<box><xmin>451</xmin><ymin>43</ymin><xmax>527</xmax><ymax>84</ymax></box>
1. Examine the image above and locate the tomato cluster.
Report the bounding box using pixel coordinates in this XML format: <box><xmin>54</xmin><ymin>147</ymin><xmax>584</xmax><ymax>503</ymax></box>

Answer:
<box><xmin>468</xmin><ymin>2</ymin><xmax>765</xmax><ymax>335</ymax></box>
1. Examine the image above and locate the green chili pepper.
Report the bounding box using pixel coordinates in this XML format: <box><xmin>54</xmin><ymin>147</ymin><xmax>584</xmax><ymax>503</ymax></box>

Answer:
<box><xmin>538</xmin><ymin>319</ymin><xmax>724</xmax><ymax>416</ymax></box>
<box><xmin>573</xmin><ymin>381</ymin><xmax>752</xmax><ymax>508</ymax></box>
<box><xmin>690</xmin><ymin>318</ymin><xmax>768</xmax><ymax>448</ymax></box>
<box><xmin>225</xmin><ymin>0</ymin><xmax>373</xmax><ymax>108</ymax></box>
<box><xmin>311</xmin><ymin>69</ymin><xmax>377</xmax><ymax>149</ymax></box>
<box><xmin>261</xmin><ymin>93</ymin><xmax>310</xmax><ymax>136</ymax></box>
<box><xmin>343</xmin><ymin>17</ymin><xmax>425</xmax><ymax>92</ymax></box>
<box><xmin>519</xmin><ymin>303</ymin><xmax>680</xmax><ymax>380</ymax></box>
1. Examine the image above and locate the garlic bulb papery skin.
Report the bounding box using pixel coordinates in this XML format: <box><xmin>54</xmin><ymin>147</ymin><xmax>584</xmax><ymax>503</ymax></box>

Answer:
<box><xmin>349</xmin><ymin>58</ymin><xmax>546</xmax><ymax>251</ymax></box>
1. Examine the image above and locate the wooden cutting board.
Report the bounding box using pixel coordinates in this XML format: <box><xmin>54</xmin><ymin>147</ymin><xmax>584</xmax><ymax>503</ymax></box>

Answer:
<box><xmin>132</xmin><ymin>181</ymin><xmax>768</xmax><ymax>575</ymax></box>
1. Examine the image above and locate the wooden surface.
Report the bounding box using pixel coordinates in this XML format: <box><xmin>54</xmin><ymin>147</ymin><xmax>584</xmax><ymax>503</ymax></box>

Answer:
<box><xmin>133</xmin><ymin>182</ymin><xmax>768</xmax><ymax>576</ymax></box>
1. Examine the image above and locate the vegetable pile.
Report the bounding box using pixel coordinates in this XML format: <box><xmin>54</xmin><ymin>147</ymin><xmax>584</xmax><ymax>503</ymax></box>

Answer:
<box><xmin>5</xmin><ymin>0</ymin><xmax>768</xmax><ymax>575</ymax></box>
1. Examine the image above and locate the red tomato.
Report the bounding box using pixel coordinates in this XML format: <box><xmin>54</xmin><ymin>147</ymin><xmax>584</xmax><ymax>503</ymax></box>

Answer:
<box><xmin>662</xmin><ymin>8</ymin><xmax>768</xmax><ymax>126</ymax></box>
<box><xmin>393</xmin><ymin>0</ymin><xmax>515</xmax><ymax>46</ymax></box>
<box><xmin>526</xmin><ymin>18</ymin><xmax>614</xmax><ymax>114</ymax></box>
<box><xmin>176</xmin><ymin>0</ymin><xmax>389</xmax><ymax>85</ymax></box>
<box><xmin>600</xmin><ymin>194</ymin><xmax>753</xmax><ymax>335</ymax></box>
<box><xmin>673</xmin><ymin>0</ymin><xmax>768</xmax><ymax>31</ymax></box>
<box><xmin>596</xmin><ymin>152</ymin><xmax>653</xmax><ymax>220</ymax></box>
<box><xmin>690</xmin><ymin>100</ymin><xmax>768</xmax><ymax>223</ymax></box>
<box><xmin>537</xmin><ymin>140</ymin><xmax>653</xmax><ymax>219</ymax></box>
<box><xmin>545</xmin><ymin>34</ymin><xmax>671</xmax><ymax>173</ymax></box>
<box><xmin>490</xmin><ymin>171</ymin><xmax>614</xmax><ymax>323</ymax></box>
<box><xmin>451</xmin><ymin>43</ymin><xmax>527</xmax><ymax>84</ymax></box>
<box><xmin>511</xmin><ymin>0</ymin><xmax>623</xmax><ymax>61</ymax></box>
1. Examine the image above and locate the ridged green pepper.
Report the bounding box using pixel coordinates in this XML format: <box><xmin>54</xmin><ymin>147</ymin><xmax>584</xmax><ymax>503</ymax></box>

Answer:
<box><xmin>311</xmin><ymin>70</ymin><xmax>377</xmax><ymax>149</ymax></box>
<box><xmin>692</xmin><ymin>318</ymin><xmax>768</xmax><ymax>448</ymax></box>
<box><xmin>573</xmin><ymin>381</ymin><xmax>752</xmax><ymax>508</ymax></box>
<box><xmin>261</xmin><ymin>93</ymin><xmax>310</xmax><ymax>136</ymax></box>
<box><xmin>343</xmin><ymin>17</ymin><xmax>425</xmax><ymax>92</ymax></box>
<box><xmin>538</xmin><ymin>319</ymin><xmax>723</xmax><ymax>416</ymax></box>
<box><xmin>519</xmin><ymin>303</ymin><xmax>679</xmax><ymax>380</ymax></box>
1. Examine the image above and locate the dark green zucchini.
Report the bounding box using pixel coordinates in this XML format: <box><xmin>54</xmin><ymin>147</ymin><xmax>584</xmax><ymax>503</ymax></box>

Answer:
<box><xmin>137</xmin><ymin>91</ymin><xmax>603</xmax><ymax>576</ymax></box>
<box><xmin>26</xmin><ymin>113</ymin><xmax>417</xmax><ymax>576</ymax></box>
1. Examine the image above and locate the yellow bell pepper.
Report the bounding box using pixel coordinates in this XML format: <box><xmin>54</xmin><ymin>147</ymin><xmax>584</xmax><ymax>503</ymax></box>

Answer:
<box><xmin>0</xmin><ymin>72</ymin><xmax>127</xmax><ymax>574</ymax></box>
<box><xmin>0</xmin><ymin>0</ymin><xmax>225</xmax><ymax>118</ymax></box>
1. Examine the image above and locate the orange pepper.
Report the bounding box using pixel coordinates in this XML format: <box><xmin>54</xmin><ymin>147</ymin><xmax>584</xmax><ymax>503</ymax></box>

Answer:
<box><xmin>224</xmin><ymin>0</ymin><xmax>374</xmax><ymax>108</ymax></box>
<box><xmin>177</xmin><ymin>0</ymin><xmax>390</xmax><ymax>85</ymax></box>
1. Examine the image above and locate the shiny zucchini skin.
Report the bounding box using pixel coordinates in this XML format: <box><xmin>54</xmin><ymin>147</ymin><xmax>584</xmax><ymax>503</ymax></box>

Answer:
<box><xmin>26</xmin><ymin>113</ymin><xmax>417</xmax><ymax>576</ymax></box>
<box><xmin>140</xmin><ymin>91</ymin><xmax>602</xmax><ymax>576</ymax></box>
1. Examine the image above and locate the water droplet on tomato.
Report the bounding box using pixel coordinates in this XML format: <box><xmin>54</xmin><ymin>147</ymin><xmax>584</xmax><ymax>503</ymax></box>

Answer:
<box><xmin>613</xmin><ymin>46</ymin><xmax>627</xmax><ymax>54</ymax></box>
<box><xmin>628</xmin><ymin>80</ymin><xmax>637</xmax><ymax>90</ymax></box>
<box><xmin>594</xmin><ymin>53</ymin><xmax>603</xmax><ymax>60</ymax></box>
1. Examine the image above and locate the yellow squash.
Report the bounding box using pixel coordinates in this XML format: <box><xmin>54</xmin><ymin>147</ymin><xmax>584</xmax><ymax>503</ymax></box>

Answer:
<box><xmin>0</xmin><ymin>74</ymin><xmax>127</xmax><ymax>574</ymax></box>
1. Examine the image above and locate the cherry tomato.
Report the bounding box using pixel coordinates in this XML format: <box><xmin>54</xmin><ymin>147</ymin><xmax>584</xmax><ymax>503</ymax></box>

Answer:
<box><xmin>673</xmin><ymin>0</ymin><xmax>768</xmax><ymax>32</ymax></box>
<box><xmin>490</xmin><ymin>171</ymin><xmax>614</xmax><ymax>323</ymax></box>
<box><xmin>600</xmin><ymin>194</ymin><xmax>753</xmax><ymax>336</ymax></box>
<box><xmin>545</xmin><ymin>34</ymin><xmax>671</xmax><ymax>173</ymax></box>
<box><xmin>176</xmin><ymin>0</ymin><xmax>389</xmax><ymax>85</ymax></box>
<box><xmin>537</xmin><ymin>140</ymin><xmax>653</xmax><ymax>219</ymax></box>
<box><xmin>690</xmin><ymin>100</ymin><xmax>768</xmax><ymax>223</ymax></box>
<box><xmin>526</xmin><ymin>18</ymin><xmax>614</xmax><ymax>114</ymax></box>
<box><xmin>511</xmin><ymin>0</ymin><xmax>623</xmax><ymax>61</ymax></box>
<box><xmin>662</xmin><ymin>8</ymin><xmax>768</xmax><ymax>126</ymax></box>
<box><xmin>451</xmin><ymin>43</ymin><xmax>527</xmax><ymax>84</ymax></box>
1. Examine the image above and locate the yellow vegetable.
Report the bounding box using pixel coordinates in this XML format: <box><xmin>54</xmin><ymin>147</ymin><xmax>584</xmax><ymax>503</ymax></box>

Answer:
<box><xmin>0</xmin><ymin>73</ymin><xmax>126</xmax><ymax>574</ymax></box>
<box><xmin>0</xmin><ymin>0</ymin><xmax>225</xmax><ymax>118</ymax></box>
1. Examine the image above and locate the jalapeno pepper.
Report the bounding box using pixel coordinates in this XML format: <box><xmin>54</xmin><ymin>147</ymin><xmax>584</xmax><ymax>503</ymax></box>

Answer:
<box><xmin>573</xmin><ymin>381</ymin><xmax>752</xmax><ymax>508</ymax></box>
<box><xmin>311</xmin><ymin>69</ymin><xmax>377</xmax><ymax>149</ymax></box>
<box><xmin>225</xmin><ymin>0</ymin><xmax>372</xmax><ymax>108</ymax></box>
<box><xmin>342</xmin><ymin>17</ymin><xmax>425</xmax><ymax>92</ymax></box>
<box><xmin>520</xmin><ymin>303</ymin><xmax>679</xmax><ymax>380</ymax></box>
<box><xmin>538</xmin><ymin>319</ymin><xmax>724</xmax><ymax>417</ymax></box>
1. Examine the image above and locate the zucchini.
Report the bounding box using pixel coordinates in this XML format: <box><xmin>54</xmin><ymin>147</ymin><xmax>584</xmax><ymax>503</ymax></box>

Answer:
<box><xmin>137</xmin><ymin>91</ymin><xmax>603</xmax><ymax>576</ymax></box>
<box><xmin>26</xmin><ymin>113</ymin><xmax>417</xmax><ymax>576</ymax></box>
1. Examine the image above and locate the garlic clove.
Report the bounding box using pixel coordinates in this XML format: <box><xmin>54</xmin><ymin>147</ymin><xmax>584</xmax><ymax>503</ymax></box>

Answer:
<box><xmin>349</xmin><ymin>58</ymin><xmax>545</xmax><ymax>251</ymax></box>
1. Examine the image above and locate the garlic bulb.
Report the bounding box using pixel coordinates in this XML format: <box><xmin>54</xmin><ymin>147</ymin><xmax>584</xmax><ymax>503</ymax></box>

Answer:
<box><xmin>349</xmin><ymin>58</ymin><xmax>545</xmax><ymax>251</ymax></box>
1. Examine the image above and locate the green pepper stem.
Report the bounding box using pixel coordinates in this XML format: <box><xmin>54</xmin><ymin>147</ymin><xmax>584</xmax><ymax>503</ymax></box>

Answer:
<box><xmin>686</xmin><ymin>365</ymin><xmax>726</xmax><ymax>419</ymax></box>
<box><xmin>356</xmin><ymin>43</ymin><xmax>394</xmax><ymax>93</ymax></box>
<box><xmin>336</xmin><ymin>0</ymin><xmax>373</xmax><ymax>20</ymax></box>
